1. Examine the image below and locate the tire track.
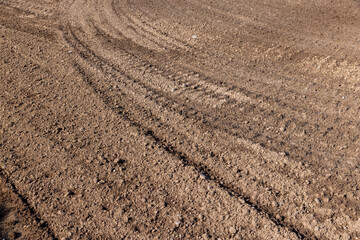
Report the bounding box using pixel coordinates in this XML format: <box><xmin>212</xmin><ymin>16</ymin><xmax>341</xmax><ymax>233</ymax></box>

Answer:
<box><xmin>133</xmin><ymin>0</ymin><xmax>360</xmax><ymax>126</ymax></box>
<box><xmin>0</xmin><ymin>4</ymin><xmax>58</xmax><ymax>41</ymax></box>
<box><xmin>73</xmin><ymin>63</ymin><xmax>300</xmax><ymax>239</ymax></box>
<box><xmin>72</xmin><ymin>50</ymin><xmax>306</xmax><ymax>240</ymax></box>
<box><xmin>74</xmin><ymin>17</ymin><xmax>360</xmax><ymax>199</ymax></box>
<box><xmin>74</xmin><ymin>0</ymin><xmax>360</xmax><ymax>141</ymax></box>
<box><xmin>62</xmin><ymin>13</ymin><xmax>360</xmax><ymax>236</ymax></box>
<box><xmin>0</xmin><ymin>164</ymin><xmax>57</xmax><ymax>239</ymax></box>
<box><xmin>111</xmin><ymin>0</ymin><xmax>190</xmax><ymax>50</ymax></box>
<box><xmin>88</xmin><ymin>4</ymin><xmax>360</xmax><ymax>135</ymax></box>
<box><xmin>0</xmin><ymin>0</ymin><xmax>55</xmax><ymax>17</ymax></box>
<box><xmin>62</xmin><ymin>23</ymin><xmax>344</xmax><ymax>238</ymax></box>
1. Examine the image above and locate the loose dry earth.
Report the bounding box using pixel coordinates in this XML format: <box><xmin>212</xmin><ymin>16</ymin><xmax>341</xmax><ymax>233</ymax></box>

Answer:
<box><xmin>1</xmin><ymin>0</ymin><xmax>360</xmax><ymax>239</ymax></box>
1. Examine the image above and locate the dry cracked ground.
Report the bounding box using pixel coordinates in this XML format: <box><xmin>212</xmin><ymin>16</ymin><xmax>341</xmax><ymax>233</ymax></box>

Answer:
<box><xmin>1</xmin><ymin>0</ymin><xmax>360</xmax><ymax>239</ymax></box>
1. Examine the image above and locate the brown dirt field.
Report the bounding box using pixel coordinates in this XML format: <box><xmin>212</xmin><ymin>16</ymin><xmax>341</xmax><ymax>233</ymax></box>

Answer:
<box><xmin>1</xmin><ymin>0</ymin><xmax>360</xmax><ymax>239</ymax></box>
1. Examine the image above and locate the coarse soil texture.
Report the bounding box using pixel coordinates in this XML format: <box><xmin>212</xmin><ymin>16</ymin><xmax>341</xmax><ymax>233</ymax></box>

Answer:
<box><xmin>1</xmin><ymin>0</ymin><xmax>360</xmax><ymax>239</ymax></box>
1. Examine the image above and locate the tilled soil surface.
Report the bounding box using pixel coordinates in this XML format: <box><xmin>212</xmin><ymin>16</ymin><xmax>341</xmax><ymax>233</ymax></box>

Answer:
<box><xmin>1</xmin><ymin>0</ymin><xmax>360</xmax><ymax>239</ymax></box>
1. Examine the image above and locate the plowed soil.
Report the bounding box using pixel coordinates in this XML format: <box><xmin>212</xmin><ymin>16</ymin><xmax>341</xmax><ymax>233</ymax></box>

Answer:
<box><xmin>1</xmin><ymin>0</ymin><xmax>360</xmax><ymax>239</ymax></box>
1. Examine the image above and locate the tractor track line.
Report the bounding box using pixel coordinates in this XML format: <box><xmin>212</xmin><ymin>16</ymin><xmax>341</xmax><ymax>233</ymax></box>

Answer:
<box><xmin>73</xmin><ymin>59</ymin><xmax>313</xmax><ymax>240</ymax></box>
<box><xmin>0</xmin><ymin>166</ymin><xmax>57</xmax><ymax>239</ymax></box>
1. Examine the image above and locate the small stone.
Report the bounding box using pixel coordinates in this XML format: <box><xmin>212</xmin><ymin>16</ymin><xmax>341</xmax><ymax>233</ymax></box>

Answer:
<box><xmin>175</xmin><ymin>214</ymin><xmax>182</xmax><ymax>225</ymax></box>
<box><xmin>191</xmin><ymin>35</ymin><xmax>197</xmax><ymax>39</ymax></box>
<box><xmin>57</xmin><ymin>210</ymin><xmax>65</xmax><ymax>215</ymax></box>
<box><xmin>202</xmin><ymin>233</ymin><xmax>209</xmax><ymax>240</ymax></box>
<box><xmin>171</xmin><ymin>88</ymin><xmax>177</xmax><ymax>92</ymax></box>
<box><xmin>229</xmin><ymin>226</ymin><xmax>237</xmax><ymax>234</ymax></box>
<box><xmin>199</xmin><ymin>173</ymin><xmax>209</xmax><ymax>180</ymax></box>
<box><xmin>98</xmin><ymin>179</ymin><xmax>106</xmax><ymax>184</ymax></box>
